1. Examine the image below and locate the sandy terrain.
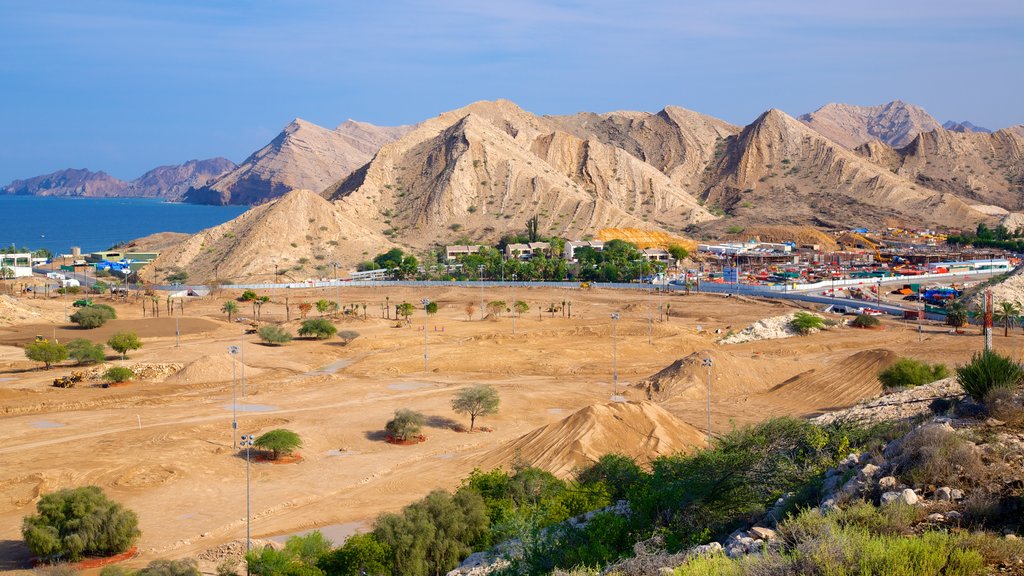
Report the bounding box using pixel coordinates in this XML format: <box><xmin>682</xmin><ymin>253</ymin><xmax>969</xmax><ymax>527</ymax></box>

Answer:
<box><xmin>0</xmin><ymin>285</ymin><xmax>1008</xmax><ymax>572</ymax></box>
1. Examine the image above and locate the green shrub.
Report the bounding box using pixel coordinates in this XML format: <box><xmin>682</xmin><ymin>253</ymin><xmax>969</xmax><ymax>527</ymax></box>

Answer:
<box><xmin>67</xmin><ymin>339</ymin><xmax>106</xmax><ymax>365</ymax></box>
<box><xmin>576</xmin><ymin>454</ymin><xmax>643</xmax><ymax>501</ymax></box>
<box><xmin>956</xmin><ymin>350</ymin><xmax>1024</xmax><ymax>401</ymax></box>
<box><xmin>385</xmin><ymin>409</ymin><xmax>425</xmax><ymax>441</ymax></box>
<box><xmin>254</xmin><ymin>429</ymin><xmax>302</xmax><ymax>460</ymax></box>
<box><xmin>70</xmin><ymin>306</ymin><xmax>115</xmax><ymax>329</ymax></box>
<box><xmin>317</xmin><ymin>533</ymin><xmax>392</xmax><ymax>576</ymax></box>
<box><xmin>107</xmin><ymin>331</ymin><xmax>142</xmax><ymax>360</ymax></box>
<box><xmin>257</xmin><ymin>325</ymin><xmax>293</xmax><ymax>345</ymax></box>
<box><xmin>885</xmin><ymin>424</ymin><xmax>983</xmax><ymax>489</ymax></box>
<box><xmin>239</xmin><ymin>290</ymin><xmax>257</xmax><ymax>302</ymax></box>
<box><xmin>24</xmin><ymin>340</ymin><xmax>68</xmax><ymax>369</ymax></box>
<box><xmin>103</xmin><ymin>367</ymin><xmax>134</xmax><ymax>383</ymax></box>
<box><xmin>851</xmin><ymin>313</ymin><xmax>880</xmax><ymax>328</ymax></box>
<box><xmin>298</xmin><ymin>318</ymin><xmax>337</xmax><ymax>340</ymax></box>
<box><xmin>93</xmin><ymin>304</ymin><xmax>117</xmax><ymax>318</ymax></box>
<box><xmin>789</xmin><ymin>311</ymin><xmax>825</xmax><ymax>335</ymax></box>
<box><xmin>139</xmin><ymin>558</ymin><xmax>200</xmax><ymax>576</ymax></box>
<box><xmin>878</xmin><ymin>358</ymin><xmax>949</xmax><ymax>388</ymax></box>
<box><xmin>21</xmin><ymin>486</ymin><xmax>140</xmax><ymax>561</ymax></box>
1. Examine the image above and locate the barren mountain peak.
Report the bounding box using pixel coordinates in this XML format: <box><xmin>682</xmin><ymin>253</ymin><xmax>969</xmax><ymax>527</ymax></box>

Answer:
<box><xmin>798</xmin><ymin>100</ymin><xmax>942</xmax><ymax>149</ymax></box>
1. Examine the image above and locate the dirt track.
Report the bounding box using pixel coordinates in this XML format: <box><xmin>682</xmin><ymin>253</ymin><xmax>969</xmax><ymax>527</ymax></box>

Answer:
<box><xmin>0</xmin><ymin>286</ymin><xmax>1005</xmax><ymax>572</ymax></box>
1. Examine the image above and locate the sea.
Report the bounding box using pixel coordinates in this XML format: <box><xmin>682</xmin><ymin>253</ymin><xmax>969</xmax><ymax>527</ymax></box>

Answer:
<box><xmin>0</xmin><ymin>196</ymin><xmax>248</xmax><ymax>255</ymax></box>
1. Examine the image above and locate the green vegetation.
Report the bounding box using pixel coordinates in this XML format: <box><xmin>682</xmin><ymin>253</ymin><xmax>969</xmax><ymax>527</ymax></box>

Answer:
<box><xmin>956</xmin><ymin>350</ymin><xmax>1024</xmax><ymax>401</ymax></box>
<box><xmin>425</xmin><ymin>300</ymin><xmax>438</xmax><ymax>315</ymax></box>
<box><xmin>372</xmin><ymin>248</ymin><xmax>419</xmax><ymax>279</ymax></box>
<box><xmin>451</xmin><ymin>384</ymin><xmax>500</xmax><ymax>431</ymax></box>
<box><xmin>670</xmin><ymin>503</ymin><xmax>1013</xmax><ymax>576</ymax></box>
<box><xmin>258</xmin><ymin>325</ymin><xmax>293</xmax><ymax>345</ymax></box>
<box><xmin>107</xmin><ymin>331</ymin><xmax>142</xmax><ymax>360</ymax></box>
<box><xmin>315</xmin><ymin>299</ymin><xmax>335</xmax><ymax>316</ymax></box>
<box><xmin>221</xmin><ymin>301</ymin><xmax>239</xmax><ymax>322</ymax></box>
<box><xmin>22</xmin><ymin>486</ymin><xmax>139</xmax><ymax>562</ymax></box>
<box><xmin>992</xmin><ymin>300</ymin><xmax>1021</xmax><ymax>336</ymax></box>
<box><xmin>317</xmin><ymin>532</ymin><xmax>391</xmax><ymax>576</ymax></box>
<box><xmin>385</xmin><ymin>408</ymin><xmax>425</xmax><ymax>441</ymax></box>
<box><xmin>396</xmin><ymin>302</ymin><xmax>414</xmax><ymax>321</ymax></box>
<box><xmin>850</xmin><ymin>313</ymin><xmax>880</xmax><ymax>328</ymax></box>
<box><xmin>67</xmin><ymin>339</ymin><xmax>106</xmax><ymax>364</ymax></box>
<box><xmin>878</xmin><ymin>358</ymin><xmax>949</xmax><ymax>388</ymax></box>
<box><xmin>239</xmin><ymin>289</ymin><xmax>258</xmax><ymax>302</ymax></box>
<box><xmin>667</xmin><ymin>244</ymin><xmax>689</xmax><ymax>261</ymax></box>
<box><xmin>165</xmin><ymin>270</ymin><xmax>188</xmax><ymax>284</ymax></box>
<box><xmin>513</xmin><ymin>300</ymin><xmax>529</xmax><ymax>316</ymax></box>
<box><xmin>253</xmin><ymin>429</ymin><xmax>303</xmax><ymax>460</ymax></box>
<box><xmin>946</xmin><ymin>301</ymin><xmax>968</xmax><ymax>329</ymax></box>
<box><xmin>103</xmin><ymin>367</ymin><xmax>134</xmax><ymax>383</ymax></box>
<box><xmin>70</xmin><ymin>305</ymin><xmax>116</xmax><ymax>328</ymax></box>
<box><xmin>298</xmin><ymin>318</ymin><xmax>337</xmax><ymax>339</ymax></box>
<box><xmin>789</xmin><ymin>311</ymin><xmax>825</xmax><ymax>335</ymax></box>
<box><xmin>246</xmin><ymin>531</ymin><xmax>330</xmax><ymax>576</ymax></box>
<box><xmin>24</xmin><ymin>339</ymin><xmax>68</xmax><ymax>369</ymax></box>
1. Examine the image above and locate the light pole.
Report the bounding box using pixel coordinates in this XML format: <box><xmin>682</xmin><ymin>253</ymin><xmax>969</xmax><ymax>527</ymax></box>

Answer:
<box><xmin>229</xmin><ymin>346</ymin><xmax>239</xmax><ymax>448</ymax></box>
<box><xmin>272</xmin><ymin>263</ymin><xmax>278</xmax><ymax>304</ymax></box>
<box><xmin>511</xmin><ymin>273</ymin><xmax>517</xmax><ymax>335</ymax></box>
<box><xmin>478</xmin><ymin>265</ymin><xmax>484</xmax><ymax>321</ymax></box>
<box><xmin>702</xmin><ymin>356</ymin><xmax>713</xmax><ymax>448</ymax></box>
<box><xmin>174</xmin><ymin>297</ymin><xmax>180</xmax><ymax>347</ymax></box>
<box><xmin>331</xmin><ymin>262</ymin><xmax>341</xmax><ymax>313</ymax></box>
<box><xmin>610</xmin><ymin>312</ymin><xmax>620</xmax><ymax>396</ymax></box>
<box><xmin>422</xmin><ymin>298</ymin><xmax>430</xmax><ymax>372</ymax></box>
<box><xmin>239</xmin><ymin>433</ymin><xmax>255</xmax><ymax>554</ymax></box>
<box><xmin>240</xmin><ymin>328</ymin><xmax>246</xmax><ymax>398</ymax></box>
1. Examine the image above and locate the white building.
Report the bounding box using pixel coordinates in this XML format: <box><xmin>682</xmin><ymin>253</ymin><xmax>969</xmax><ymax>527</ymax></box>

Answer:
<box><xmin>505</xmin><ymin>242</ymin><xmax>551</xmax><ymax>260</ymax></box>
<box><xmin>445</xmin><ymin>245</ymin><xmax>485</xmax><ymax>261</ymax></box>
<box><xmin>0</xmin><ymin>253</ymin><xmax>33</xmax><ymax>278</ymax></box>
<box><xmin>563</xmin><ymin>240</ymin><xmax>605</xmax><ymax>261</ymax></box>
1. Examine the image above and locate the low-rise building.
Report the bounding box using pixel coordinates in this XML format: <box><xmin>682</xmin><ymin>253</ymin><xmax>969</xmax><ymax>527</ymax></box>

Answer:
<box><xmin>642</xmin><ymin>248</ymin><xmax>672</xmax><ymax>262</ymax></box>
<box><xmin>445</xmin><ymin>245</ymin><xmax>485</xmax><ymax>261</ymax></box>
<box><xmin>505</xmin><ymin>242</ymin><xmax>551</xmax><ymax>260</ymax></box>
<box><xmin>0</xmin><ymin>253</ymin><xmax>33</xmax><ymax>278</ymax></box>
<box><xmin>563</xmin><ymin>240</ymin><xmax>605</xmax><ymax>261</ymax></box>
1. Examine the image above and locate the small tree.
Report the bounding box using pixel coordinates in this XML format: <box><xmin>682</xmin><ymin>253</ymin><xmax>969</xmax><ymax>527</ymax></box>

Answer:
<box><xmin>92</xmin><ymin>281</ymin><xmax>109</xmax><ymax>295</ymax></box>
<box><xmin>397</xmin><ymin>302</ymin><xmax>414</xmax><ymax>322</ymax></box>
<box><xmin>70</xmin><ymin>306</ymin><xmax>115</xmax><ymax>329</ymax></box>
<box><xmin>487</xmin><ymin>300</ymin><xmax>506</xmax><ymax>318</ymax></box>
<box><xmin>107</xmin><ymin>331</ymin><xmax>142</xmax><ymax>360</ymax></box>
<box><xmin>317</xmin><ymin>532</ymin><xmax>392</xmax><ymax>576</ymax></box>
<box><xmin>25</xmin><ymin>340</ymin><xmax>68</xmax><ymax>369</ymax></box>
<box><xmin>258</xmin><ymin>325</ymin><xmax>293</xmax><ymax>346</ymax></box>
<box><xmin>513</xmin><ymin>300</ymin><xmax>529</xmax><ymax>317</ymax></box>
<box><xmin>385</xmin><ymin>409</ymin><xmax>425</xmax><ymax>441</ymax></box>
<box><xmin>221</xmin><ymin>301</ymin><xmax>239</xmax><ymax>322</ymax></box>
<box><xmin>425</xmin><ymin>301</ymin><xmax>439</xmax><ymax>315</ymax></box>
<box><xmin>851</xmin><ymin>314</ymin><xmax>881</xmax><ymax>328</ymax></box>
<box><xmin>298</xmin><ymin>302</ymin><xmax>312</xmax><ymax>319</ymax></box>
<box><xmin>451</xmin><ymin>384</ymin><xmax>500</xmax><ymax>431</ymax></box>
<box><xmin>67</xmin><ymin>339</ymin><xmax>106</xmax><ymax>365</ymax></box>
<box><xmin>298</xmin><ymin>318</ymin><xmax>337</xmax><ymax>339</ymax></box>
<box><xmin>465</xmin><ymin>302</ymin><xmax>476</xmax><ymax>320</ymax></box>
<box><xmin>21</xmin><ymin>486</ymin><xmax>140</xmax><ymax>562</ymax></box>
<box><xmin>253</xmin><ymin>429</ymin><xmax>302</xmax><ymax>460</ymax></box>
<box><xmin>993</xmin><ymin>301</ymin><xmax>1021</xmax><ymax>337</ymax></box>
<box><xmin>667</xmin><ymin>244</ymin><xmax>690</xmax><ymax>262</ymax></box>
<box><xmin>103</xmin><ymin>367</ymin><xmax>134</xmax><ymax>384</ymax></box>
<box><xmin>239</xmin><ymin>290</ymin><xmax>258</xmax><ymax>302</ymax></box>
<box><xmin>945</xmin><ymin>302</ymin><xmax>968</xmax><ymax>329</ymax></box>
<box><xmin>338</xmin><ymin>330</ymin><xmax>360</xmax><ymax>345</ymax></box>
<box><xmin>314</xmin><ymin>299</ymin><xmax>333</xmax><ymax>316</ymax></box>
<box><xmin>789</xmin><ymin>311</ymin><xmax>825</xmax><ymax>335</ymax></box>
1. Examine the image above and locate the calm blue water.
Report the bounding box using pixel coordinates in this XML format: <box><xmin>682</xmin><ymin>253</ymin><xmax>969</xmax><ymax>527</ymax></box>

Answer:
<box><xmin>0</xmin><ymin>196</ymin><xmax>247</xmax><ymax>255</ymax></box>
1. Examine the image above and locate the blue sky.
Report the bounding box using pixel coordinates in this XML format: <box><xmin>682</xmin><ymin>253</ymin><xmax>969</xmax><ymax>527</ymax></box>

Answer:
<box><xmin>1</xmin><ymin>0</ymin><xmax>1021</xmax><ymax>183</ymax></box>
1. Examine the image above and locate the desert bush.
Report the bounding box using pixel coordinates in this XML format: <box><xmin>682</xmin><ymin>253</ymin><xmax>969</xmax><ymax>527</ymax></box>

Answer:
<box><xmin>93</xmin><ymin>304</ymin><xmax>117</xmax><ymax>318</ymax></box>
<box><xmin>25</xmin><ymin>340</ymin><xmax>68</xmax><ymax>369</ymax></box>
<box><xmin>316</xmin><ymin>533</ymin><xmax>392</xmax><ymax>576</ymax></box>
<box><xmin>298</xmin><ymin>318</ymin><xmax>337</xmax><ymax>340</ymax></box>
<box><xmin>253</xmin><ymin>429</ymin><xmax>302</xmax><ymax>460</ymax></box>
<box><xmin>851</xmin><ymin>313</ymin><xmax>880</xmax><ymax>328</ymax></box>
<box><xmin>884</xmin><ymin>424</ymin><xmax>983</xmax><ymax>488</ymax></box>
<box><xmin>385</xmin><ymin>408</ymin><xmax>425</xmax><ymax>441</ymax></box>
<box><xmin>337</xmin><ymin>330</ymin><xmax>360</xmax><ymax>344</ymax></box>
<box><xmin>257</xmin><ymin>325</ymin><xmax>293</xmax><ymax>346</ymax></box>
<box><xmin>66</xmin><ymin>339</ymin><xmax>105</xmax><ymax>365</ymax></box>
<box><xmin>789</xmin><ymin>311</ymin><xmax>825</xmax><ymax>335</ymax></box>
<box><xmin>103</xmin><ymin>367</ymin><xmax>134</xmax><ymax>383</ymax></box>
<box><xmin>107</xmin><ymin>331</ymin><xmax>142</xmax><ymax>360</ymax></box>
<box><xmin>70</xmin><ymin>306</ymin><xmax>114</xmax><ymax>329</ymax></box>
<box><xmin>576</xmin><ymin>454</ymin><xmax>643</xmax><ymax>502</ymax></box>
<box><xmin>138</xmin><ymin>559</ymin><xmax>200</xmax><ymax>576</ymax></box>
<box><xmin>373</xmin><ymin>489</ymin><xmax>488</xmax><ymax>576</ymax></box>
<box><xmin>956</xmin><ymin>350</ymin><xmax>1024</xmax><ymax>401</ymax></box>
<box><xmin>982</xmin><ymin>387</ymin><xmax>1024</xmax><ymax>426</ymax></box>
<box><xmin>22</xmin><ymin>486</ymin><xmax>140</xmax><ymax>562</ymax></box>
<box><xmin>239</xmin><ymin>290</ymin><xmax>257</xmax><ymax>302</ymax></box>
<box><xmin>878</xmin><ymin>358</ymin><xmax>949</xmax><ymax>388</ymax></box>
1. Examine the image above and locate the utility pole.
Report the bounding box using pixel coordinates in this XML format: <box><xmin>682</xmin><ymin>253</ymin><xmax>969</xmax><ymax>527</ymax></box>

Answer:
<box><xmin>511</xmin><ymin>273</ymin><xmax>516</xmax><ymax>335</ymax></box>
<box><xmin>422</xmin><ymin>298</ymin><xmax>430</xmax><ymax>372</ymax></box>
<box><xmin>610</xmin><ymin>312</ymin><xmax>620</xmax><ymax>396</ymax></box>
<box><xmin>703</xmin><ymin>356</ymin><xmax>713</xmax><ymax>448</ymax></box>
<box><xmin>478</xmin><ymin>265</ymin><xmax>485</xmax><ymax>321</ymax></box>
<box><xmin>984</xmin><ymin>289</ymin><xmax>993</xmax><ymax>352</ymax></box>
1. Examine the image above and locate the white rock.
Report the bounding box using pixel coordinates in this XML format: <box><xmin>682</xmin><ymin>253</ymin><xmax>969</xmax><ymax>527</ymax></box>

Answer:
<box><xmin>878</xmin><ymin>476</ymin><xmax>898</xmax><ymax>490</ymax></box>
<box><xmin>749</xmin><ymin>526</ymin><xmax>777</xmax><ymax>541</ymax></box>
<box><xmin>859</xmin><ymin>463</ymin><xmax>880</xmax><ymax>480</ymax></box>
<box><xmin>900</xmin><ymin>488</ymin><xmax>919</xmax><ymax>505</ymax></box>
<box><xmin>927</xmin><ymin>513</ymin><xmax>945</xmax><ymax>522</ymax></box>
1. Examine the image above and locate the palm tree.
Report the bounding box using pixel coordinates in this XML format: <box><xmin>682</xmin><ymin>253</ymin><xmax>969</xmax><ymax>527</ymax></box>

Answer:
<box><xmin>221</xmin><ymin>301</ymin><xmax>239</xmax><ymax>322</ymax></box>
<box><xmin>993</xmin><ymin>301</ymin><xmax>1021</xmax><ymax>337</ymax></box>
<box><xmin>945</xmin><ymin>302</ymin><xmax>968</xmax><ymax>330</ymax></box>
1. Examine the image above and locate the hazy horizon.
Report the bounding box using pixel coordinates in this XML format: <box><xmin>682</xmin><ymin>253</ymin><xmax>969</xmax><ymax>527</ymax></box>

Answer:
<box><xmin>2</xmin><ymin>0</ymin><xmax>1022</xmax><ymax>183</ymax></box>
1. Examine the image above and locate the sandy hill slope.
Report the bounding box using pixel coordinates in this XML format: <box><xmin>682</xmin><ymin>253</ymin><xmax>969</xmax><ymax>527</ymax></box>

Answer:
<box><xmin>798</xmin><ymin>100</ymin><xmax>943</xmax><ymax>149</ymax></box>
<box><xmin>141</xmin><ymin>189</ymin><xmax>395</xmax><ymax>283</ymax></box>
<box><xmin>123</xmin><ymin>158</ymin><xmax>236</xmax><ymax>199</ymax></box>
<box><xmin>854</xmin><ymin>128</ymin><xmax>1024</xmax><ymax>210</ymax></box>
<box><xmin>479</xmin><ymin>400</ymin><xmax>705</xmax><ymax>478</ymax></box>
<box><xmin>702</xmin><ymin>109</ymin><xmax>988</xmax><ymax>229</ymax></box>
<box><xmin>185</xmin><ymin>119</ymin><xmax>411</xmax><ymax>206</ymax></box>
<box><xmin>635</xmin><ymin>349</ymin><xmax>779</xmax><ymax>403</ymax></box>
<box><xmin>963</xmin><ymin>264</ymin><xmax>1024</xmax><ymax>307</ymax></box>
<box><xmin>759</xmin><ymin>349</ymin><xmax>898</xmax><ymax>415</ymax></box>
<box><xmin>943</xmin><ymin>120</ymin><xmax>992</xmax><ymax>134</ymax></box>
<box><xmin>2</xmin><ymin>168</ymin><xmax>127</xmax><ymax>196</ymax></box>
<box><xmin>546</xmin><ymin>106</ymin><xmax>741</xmax><ymax>192</ymax></box>
<box><xmin>324</xmin><ymin>99</ymin><xmax>715</xmax><ymax>247</ymax></box>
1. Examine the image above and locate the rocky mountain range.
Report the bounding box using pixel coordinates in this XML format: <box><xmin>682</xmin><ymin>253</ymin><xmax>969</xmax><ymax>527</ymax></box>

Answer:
<box><xmin>2</xmin><ymin>158</ymin><xmax>235</xmax><ymax>200</ymax></box>
<box><xmin>797</xmin><ymin>100</ymin><xmax>944</xmax><ymax>149</ymax></box>
<box><xmin>942</xmin><ymin>120</ymin><xmax>991</xmax><ymax>133</ymax></box>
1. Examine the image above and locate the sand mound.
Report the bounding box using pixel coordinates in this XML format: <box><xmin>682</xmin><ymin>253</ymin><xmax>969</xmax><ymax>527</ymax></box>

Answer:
<box><xmin>169</xmin><ymin>353</ymin><xmax>263</xmax><ymax>385</ymax></box>
<box><xmin>726</xmin><ymin>225</ymin><xmax>839</xmax><ymax>251</ymax></box>
<box><xmin>480</xmin><ymin>401</ymin><xmax>705</xmax><ymax>478</ymax></box>
<box><xmin>720</xmin><ymin>312</ymin><xmax>823</xmax><ymax>344</ymax></box>
<box><xmin>636</xmin><ymin>349</ymin><xmax>774</xmax><ymax>402</ymax></box>
<box><xmin>761</xmin><ymin>349</ymin><xmax>899</xmax><ymax>414</ymax></box>
<box><xmin>596</xmin><ymin>228</ymin><xmax>697</xmax><ymax>251</ymax></box>
<box><xmin>0</xmin><ymin>295</ymin><xmax>49</xmax><ymax>326</ymax></box>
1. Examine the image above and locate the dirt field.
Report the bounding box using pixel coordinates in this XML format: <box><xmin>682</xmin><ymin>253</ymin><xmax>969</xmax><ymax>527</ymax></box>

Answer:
<box><xmin>0</xmin><ymin>285</ymin><xmax>1007</xmax><ymax>572</ymax></box>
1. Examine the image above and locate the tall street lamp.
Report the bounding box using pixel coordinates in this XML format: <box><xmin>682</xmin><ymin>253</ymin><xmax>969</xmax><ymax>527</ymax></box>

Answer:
<box><xmin>174</xmin><ymin>297</ymin><xmax>180</xmax><ymax>347</ymax></box>
<box><xmin>511</xmin><ymin>273</ymin><xmax>517</xmax><ymax>335</ymax></box>
<box><xmin>422</xmin><ymin>298</ymin><xmax>430</xmax><ymax>372</ymax></box>
<box><xmin>610</xmin><ymin>312</ymin><xmax>620</xmax><ymax>396</ymax></box>
<box><xmin>703</xmin><ymin>356</ymin><xmax>713</xmax><ymax>448</ymax></box>
<box><xmin>239</xmin><ymin>433</ymin><xmax>255</xmax><ymax>554</ymax></box>
<box><xmin>331</xmin><ymin>262</ymin><xmax>341</xmax><ymax>312</ymax></box>
<box><xmin>228</xmin><ymin>345</ymin><xmax>239</xmax><ymax>448</ymax></box>
<box><xmin>478</xmin><ymin>265</ymin><xmax>484</xmax><ymax>321</ymax></box>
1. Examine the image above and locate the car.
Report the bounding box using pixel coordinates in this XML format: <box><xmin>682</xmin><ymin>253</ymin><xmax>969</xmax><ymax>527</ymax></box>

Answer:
<box><xmin>72</xmin><ymin>298</ymin><xmax>93</xmax><ymax>307</ymax></box>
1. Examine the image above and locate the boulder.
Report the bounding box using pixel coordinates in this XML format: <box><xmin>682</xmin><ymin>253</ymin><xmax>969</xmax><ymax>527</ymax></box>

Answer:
<box><xmin>900</xmin><ymin>488</ymin><xmax>919</xmax><ymax>505</ymax></box>
<box><xmin>927</xmin><ymin>513</ymin><xmax>946</xmax><ymax>522</ymax></box>
<box><xmin>950</xmin><ymin>488</ymin><xmax>965</xmax><ymax>500</ymax></box>
<box><xmin>880</xmin><ymin>491</ymin><xmax>901</xmax><ymax>505</ymax></box>
<box><xmin>859</xmin><ymin>463</ymin><xmax>881</xmax><ymax>480</ymax></box>
<box><xmin>749</xmin><ymin>526</ymin><xmax>777</xmax><ymax>541</ymax></box>
<box><xmin>935</xmin><ymin>487</ymin><xmax>952</xmax><ymax>501</ymax></box>
<box><xmin>878</xmin><ymin>476</ymin><xmax>899</xmax><ymax>490</ymax></box>
<box><xmin>946</xmin><ymin>510</ymin><xmax>963</xmax><ymax>521</ymax></box>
